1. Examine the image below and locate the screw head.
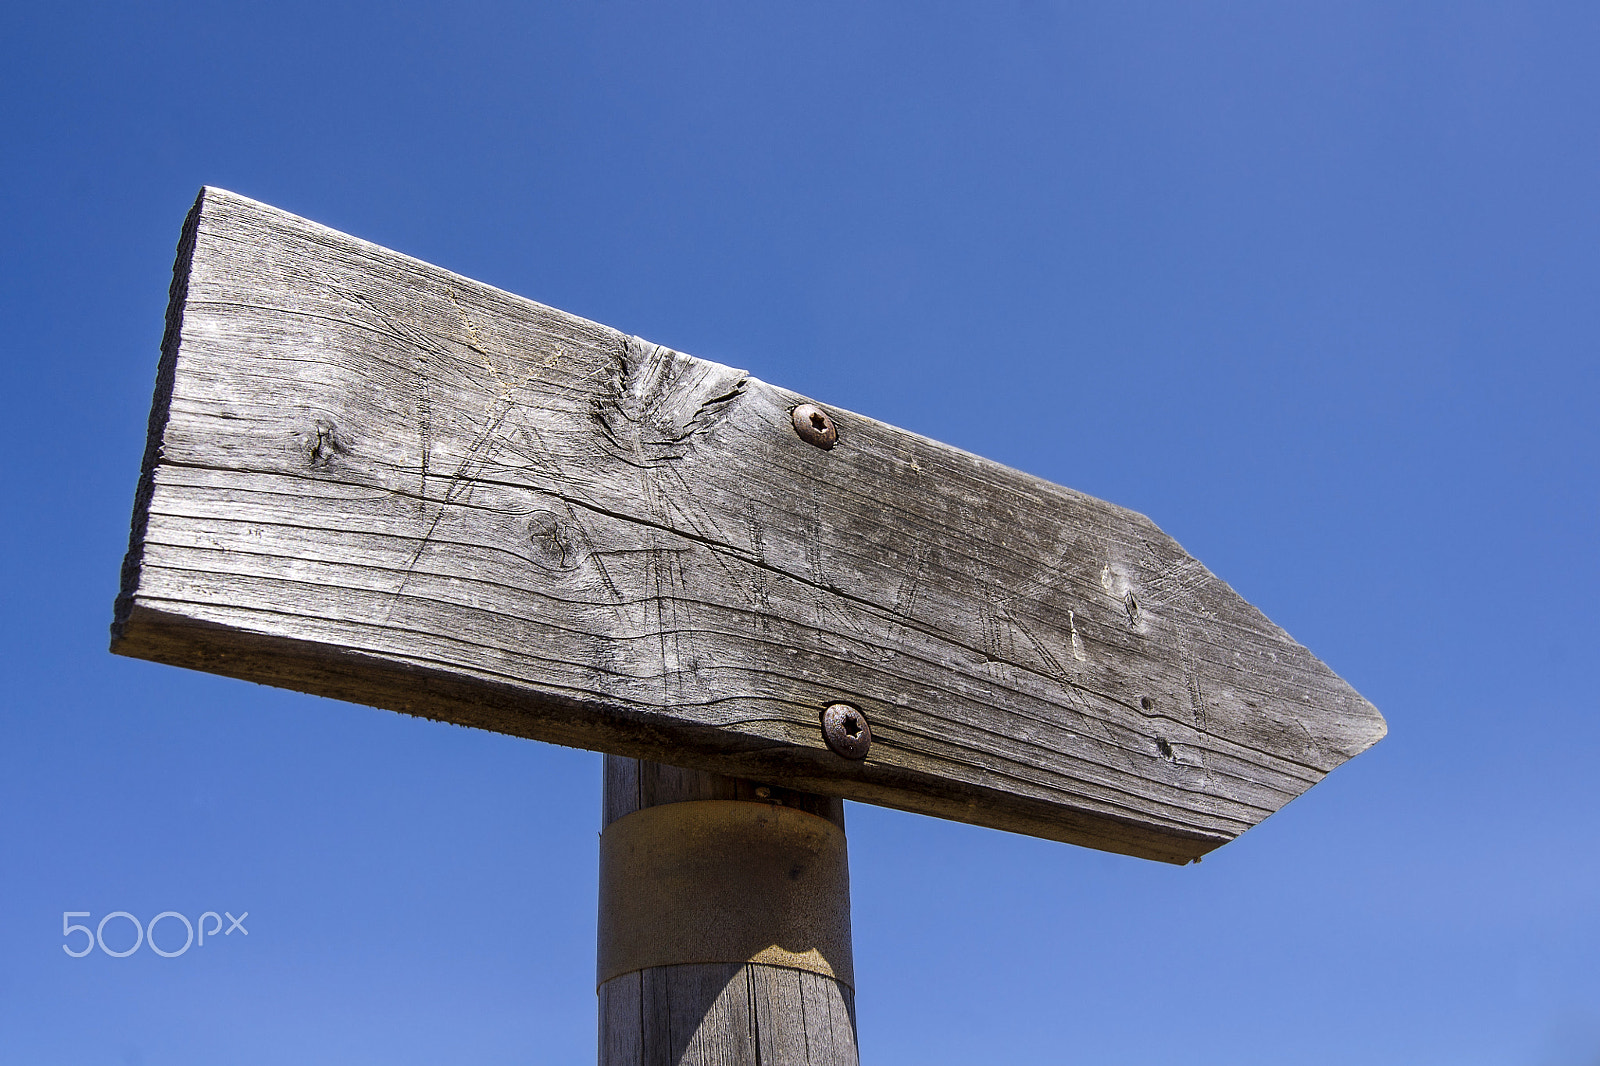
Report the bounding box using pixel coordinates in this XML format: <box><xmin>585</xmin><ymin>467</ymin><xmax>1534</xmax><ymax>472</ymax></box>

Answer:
<box><xmin>820</xmin><ymin>703</ymin><xmax>871</xmax><ymax>760</ymax></box>
<box><xmin>791</xmin><ymin>403</ymin><xmax>838</xmax><ymax>449</ymax></box>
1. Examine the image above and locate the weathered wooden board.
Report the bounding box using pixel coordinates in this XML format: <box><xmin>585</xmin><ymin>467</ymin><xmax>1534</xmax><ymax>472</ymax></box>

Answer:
<box><xmin>112</xmin><ymin>188</ymin><xmax>1385</xmax><ymax>863</ymax></box>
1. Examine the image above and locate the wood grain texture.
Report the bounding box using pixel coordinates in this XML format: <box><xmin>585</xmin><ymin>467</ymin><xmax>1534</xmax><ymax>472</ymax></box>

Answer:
<box><xmin>112</xmin><ymin>187</ymin><xmax>1387</xmax><ymax>862</ymax></box>
<box><xmin>599</xmin><ymin>757</ymin><xmax>858</xmax><ymax>1066</ymax></box>
<box><xmin>603</xmin><ymin>752</ymin><xmax>845</xmax><ymax>831</ymax></box>
<box><xmin>599</xmin><ymin>963</ymin><xmax>858</xmax><ymax>1066</ymax></box>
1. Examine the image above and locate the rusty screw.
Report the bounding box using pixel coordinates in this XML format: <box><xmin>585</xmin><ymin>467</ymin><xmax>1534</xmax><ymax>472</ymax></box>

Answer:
<box><xmin>791</xmin><ymin>403</ymin><xmax>838</xmax><ymax>449</ymax></box>
<box><xmin>820</xmin><ymin>702</ymin><xmax>871</xmax><ymax>760</ymax></box>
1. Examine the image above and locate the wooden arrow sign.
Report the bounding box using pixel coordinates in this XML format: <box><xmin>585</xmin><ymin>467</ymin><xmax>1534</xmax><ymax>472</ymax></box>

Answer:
<box><xmin>113</xmin><ymin>188</ymin><xmax>1385</xmax><ymax>864</ymax></box>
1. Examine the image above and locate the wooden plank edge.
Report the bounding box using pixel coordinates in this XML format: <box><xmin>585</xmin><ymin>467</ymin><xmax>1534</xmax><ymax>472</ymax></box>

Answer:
<box><xmin>113</xmin><ymin>189</ymin><xmax>202</xmax><ymax>640</ymax></box>
<box><xmin>110</xmin><ymin>603</ymin><xmax>1225</xmax><ymax>865</ymax></box>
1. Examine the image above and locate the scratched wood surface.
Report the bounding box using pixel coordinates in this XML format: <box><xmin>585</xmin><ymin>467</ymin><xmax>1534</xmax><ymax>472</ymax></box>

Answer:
<box><xmin>112</xmin><ymin>187</ymin><xmax>1386</xmax><ymax>863</ymax></box>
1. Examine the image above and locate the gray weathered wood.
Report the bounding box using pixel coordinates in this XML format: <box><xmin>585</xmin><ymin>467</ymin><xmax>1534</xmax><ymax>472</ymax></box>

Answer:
<box><xmin>599</xmin><ymin>964</ymin><xmax>858</xmax><ymax>1066</ymax></box>
<box><xmin>599</xmin><ymin>757</ymin><xmax>858</xmax><ymax>1066</ymax></box>
<box><xmin>112</xmin><ymin>187</ymin><xmax>1386</xmax><ymax>863</ymax></box>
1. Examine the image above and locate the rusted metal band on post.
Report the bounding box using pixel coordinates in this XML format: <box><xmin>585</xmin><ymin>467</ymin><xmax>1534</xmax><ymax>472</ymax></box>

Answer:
<box><xmin>597</xmin><ymin>800</ymin><xmax>854</xmax><ymax>989</ymax></box>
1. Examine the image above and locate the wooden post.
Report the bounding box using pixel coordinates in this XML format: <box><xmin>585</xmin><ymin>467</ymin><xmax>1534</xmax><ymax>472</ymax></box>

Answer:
<box><xmin>598</xmin><ymin>756</ymin><xmax>858</xmax><ymax>1065</ymax></box>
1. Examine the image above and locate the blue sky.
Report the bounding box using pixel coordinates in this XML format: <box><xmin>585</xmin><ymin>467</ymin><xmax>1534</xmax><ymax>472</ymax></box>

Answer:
<box><xmin>3</xmin><ymin>3</ymin><xmax>1597</xmax><ymax>1063</ymax></box>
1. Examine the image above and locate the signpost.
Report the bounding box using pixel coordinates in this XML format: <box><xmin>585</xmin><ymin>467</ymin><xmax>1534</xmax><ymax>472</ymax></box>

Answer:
<box><xmin>114</xmin><ymin>189</ymin><xmax>1386</xmax><ymax>1063</ymax></box>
